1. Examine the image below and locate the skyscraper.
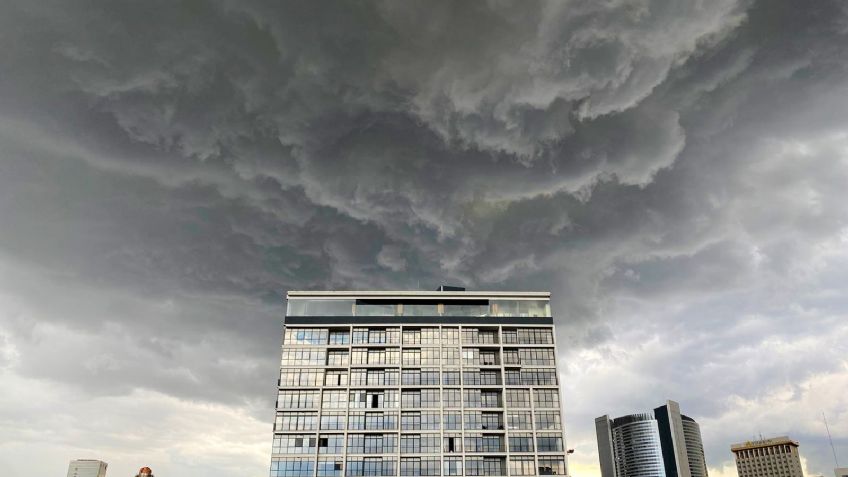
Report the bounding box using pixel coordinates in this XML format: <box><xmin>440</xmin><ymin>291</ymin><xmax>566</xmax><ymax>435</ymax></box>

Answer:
<box><xmin>270</xmin><ymin>289</ymin><xmax>569</xmax><ymax>477</ymax></box>
<box><xmin>731</xmin><ymin>436</ymin><xmax>804</xmax><ymax>477</ymax></box>
<box><xmin>595</xmin><ymin>400</ymin><xmax>707</xmax><ymax>477</ymax></box>
<box><xmin>66</xmin><ymin>459</ymin><xmax>108</xmax><ymax>477</ymax></box>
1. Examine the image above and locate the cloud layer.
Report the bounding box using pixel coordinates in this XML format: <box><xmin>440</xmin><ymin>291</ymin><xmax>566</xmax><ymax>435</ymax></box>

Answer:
<box><xmin>1</xmin><ymin>0</ymin><xmax>847</xmax><ymax>476</ymax></box>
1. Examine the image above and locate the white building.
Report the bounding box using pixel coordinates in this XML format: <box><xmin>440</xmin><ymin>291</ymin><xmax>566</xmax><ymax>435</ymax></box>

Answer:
<box><xmin>731</xmin><ymin>436</ymin><xmax>803</xmax><ymax>477</ymax></box>
<box><xmin>67</xmin><ymin>459</ymin><xmax>108</xmax><ymax>477</ymax></box>
<box><xmin>270</xmin><ymin>288</ymin><xmax>569</xmax><ymax>477</ymax></box>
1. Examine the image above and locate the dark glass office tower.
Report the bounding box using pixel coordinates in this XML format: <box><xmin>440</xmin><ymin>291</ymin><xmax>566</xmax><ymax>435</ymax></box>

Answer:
<box><xmin>270</xmin><ymin>289</ymin><xmax>569</xmax><ymax>477</ymax></box>
<box><xmin>595</xmin><ymin>401</ymin><xmax>707</xmax><ymax>477</ymax></box>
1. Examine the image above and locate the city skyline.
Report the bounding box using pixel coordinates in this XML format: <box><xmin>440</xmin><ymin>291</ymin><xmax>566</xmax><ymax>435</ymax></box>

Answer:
<box><xmin>1</xmin><ymin>1</ymin><xmax>847</xmax><ymax>476</ymax></box>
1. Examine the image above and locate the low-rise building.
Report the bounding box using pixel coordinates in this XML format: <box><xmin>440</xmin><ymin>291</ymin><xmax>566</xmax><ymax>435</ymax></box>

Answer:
<box><xmin>67</xmin><ymin>459</ymin><xmax>108</xmax><ymax>477</ymax></box>
<box><xmin>731</xmin><ymin>436</ymin><xmax>803</xmax><ymax>477</ymax></box>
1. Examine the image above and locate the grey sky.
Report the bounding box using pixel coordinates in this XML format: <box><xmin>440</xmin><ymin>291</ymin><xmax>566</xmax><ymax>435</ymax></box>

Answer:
<box><xmin>0</xmin><ymin>1</ymin><xmax>846</xmax><ymax>476</ymax></box>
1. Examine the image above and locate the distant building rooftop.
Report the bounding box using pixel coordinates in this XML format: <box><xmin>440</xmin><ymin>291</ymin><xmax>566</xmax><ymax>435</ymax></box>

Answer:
<box><xmin>287</xmin><ymin>290</ymin><xmax>550</xmax><ymax>299</ymax></box>
<box><xmin>284</xmin><ymin>290</ymin><xmax>552</xmax><ymax>320</ymax></box>
<box><xmin>731</xmin><ymin>436</ymin><xmax>799</xmax><ymax>451</ymax></box>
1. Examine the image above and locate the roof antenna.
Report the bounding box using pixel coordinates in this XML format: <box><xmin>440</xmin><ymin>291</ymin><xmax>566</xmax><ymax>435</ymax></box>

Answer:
<box><xmin>823</xmin><ymin>412</ymin><xmax>839</xmax><ymax>467</ymax></box>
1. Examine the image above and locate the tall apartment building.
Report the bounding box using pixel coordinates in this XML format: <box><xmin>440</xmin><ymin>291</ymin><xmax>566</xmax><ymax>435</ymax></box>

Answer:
<box><xmin>731</xmin><ymin>436</ymin><xmax>804</xmax><ymax>477</ymax></box>
<box><xmin>270</xmin><ymin>289</ymin><xmax>568</xmax><ymax>477</ymax></box>
<box><xmin>66</xmin><ymin>459</ymin><xmax>108</xmax><ymax>477</ymax></box>
<box><xmin>595</xmin><ymin>400</ymin><xmax>707</xmax><ymax>477</ymax></box>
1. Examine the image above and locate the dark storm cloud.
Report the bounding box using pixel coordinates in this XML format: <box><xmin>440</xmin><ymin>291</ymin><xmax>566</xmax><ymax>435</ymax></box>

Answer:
<box><xmin>1</xmin><ymin>0</ymin><xmax>848</xmax><ymax>476</ymax></box>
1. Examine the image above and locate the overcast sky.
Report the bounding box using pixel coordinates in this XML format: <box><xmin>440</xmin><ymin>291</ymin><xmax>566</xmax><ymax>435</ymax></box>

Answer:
<box><xmin>1</xmin><ymin>1</ymin><xmax>847</xmax><ymax>476</ymax></box>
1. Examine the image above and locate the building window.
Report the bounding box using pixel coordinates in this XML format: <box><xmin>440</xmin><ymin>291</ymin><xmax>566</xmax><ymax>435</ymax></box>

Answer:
<box><xmin>502</xmin><ymin>328</ymin><xmax>553</xmax><ymax>345</ymax></box>
<box><xmin>464</xmin><ymin>434</ymin><xmax>505</xmax><ymax>453</ymax></box>
<box><xmin>508</xmin><ymin>433</ymin><xmax>534</xmax><ymax>452</ymax></box>
<box><xmin>509</xmin><ymin>457</ymin><xmax>535</xmax><ymax>476</ymax></box>
<box><xmin>505</xmin><ymin>389</ymin><xmax>530</xmax><ymax>408</ymax></box>
<box><xmin>462</xmin><ymin>328</ymin><xmax>498</xmax><ymax>344</ymax></box>
<box><xmin>422</xmin><ymin>347</ymin><xmax>440</xmax><ymax>365</ymax></box>
<box><xmin>463</xmin><ymin>389</ymin><xmax>501</xmax><ymax>408</ymax></box>
<box><xmin>403</xmin><ymin>329</ymin><xmax>421</xmax><ymax>345</ymax></box>
<box><xmin>401</xmin><ymin>457</ymin><xmax>441</xmax><ymax>476</ymax></box>
<box><xmin>285</xmin><ymin>328</ymin><xmax>329</xmax><ymax>345</ymax></box>
<box><xmin>444</xmin><ymin>457</ymin><xmax>462</xmax><ymax>476</ymax></box>
<box><xmin>318</xmin><ymin>457</ymin><xmax>344</xmax><ymax>477</ymax></box>
<box><xmin>442</xmin><ymin>348</ymin><xmax>460</xmax><ymax>365</ymax></box>
<box><xmin>402</xmin><ymin>369</ymin><xmax>421</xmax><ymax>386</ymax></box>
<box><xmin>348</xmin><ymin>411</ymin><xmax>398</xmax><ymax>430</ymax></box>
<box><xmin>271</xmin><ymin>457</ymin><xmax>315</xmax><ymax>477</ymax></box>
<box><xmin>421</xmin><ymin>389</ymin><xmax>440</xmax><ymax>408</ymax></box>
<box><xmin>320</xmin><ymin>412</ymin><xmax>346</xmax><ymax>430</ymax></box>
<box><xmin>519</xmin><ymin>348</ymin><xmax>555</xmax><ymax>365</ymax></box>
<box><xmin>280</xmin><ymin>370</ymin><xmax>323</xmax><ymax>386</ymax></box>
<box><xmin>281</xmin><ymin>349</ymin><xmax>327</xmax><ymax>366</ymax></box>
<box><xmin>421</xmin><ymin>328</ymin><xmax>440</xmax><ymax>344</ymax></box>
<box><xmin>520</xmin><ymin>369</ymin><xmax>557</xmax><ymax>386</ymax></box>
<box><xmin>443</xmin><ymin>389</ymin><xmax>462</xmax><ymax>408</ymax></box>
<box><xmin>402</xmin><ymin>390</ymin><xmax>421</xmax><ymax>408</ymax></box>
<box><xmin>322</xmin><ymin>390</ymin><xmax>348</xmax><ymax>409</ymax></box>
<box><xmin>443</xmin><ymin>411</ymin><xmax>462</xmax><ymax>430</ymax></box>
<box><xmin>278</xmin><ymin>390</ymin><xmax>319</xmax><ymax>409</ymax></box>
<box><xmin>463</xmin><ymin>370</ymin><xmax>502</xmax><ymax>386</ymax></box>
<box><xmin>327</xmin><ymin>350</ymin><xmax>349</xmax><ymax>366</ymax></box>
<box><xmin>350</xmin><ymin>390</ymin><xmax>399</xmax><ymax>409</ymax></box>
<box><xmin>421</xmin><ymin>369</ymin><xmax>440</xmax><ymax>385</ymax></box>
<box><xmin>328</xmin><ymin>330</ymin><xmax>350</xmax><ymax>345</ymax></box>
<box><xmin>465</xmin><ymin>411</ymin><xmax>504</xmax><ymax>430</ymax></box>
<box><xmin>325</xmin><ymin>370</ymin><xmax>349</xmax><ymax>387</ymax></box>
<box><xmin>347</xmin><ymin>434</ymin><xmax>397</xmax><ymax>454</ymax></box>
<box><xmin>536</xmin><ymin>435</ymin><xmax>563</xmax><ymax>452</ymax></box>
<box><xmin>533</xmin><ymin>389</ymin><xmax>560</xmax><ymax>408</ymax></box>
<box><xmin>442</xmin><ymin>370</ymin><xmax>461</xmax><ymax>385</ymax></box>
<box><xmin>441</xmin><ymin>328</ymin><xmax>460</xmax><ymax>344</ymax></box>
<box><xmin>507</xmin><ymin>411</ymin><xmax>533</xmax><ymax>430</ymax></box>
<box><xmin>444</xmin><ymin>434</ymin><xmax>463</xmax><ymax>453</ymax></box>
<box><xmin>345</xmin><ymin>458</ymin><xmax>396</xmax><ymax>477</ymax></box>
<box><xmin>465</xmin><ymin>457</ymin><xmax>505</xmax><ymax>476</ymax></box>
<box><xmin>401</xmin><ymin>411</ymin><xmax>421</xmax><ymax>430</ymax></box>
<box><xmin>538</xmin><ymin>457</ymin><xmax>566</xmax><ymax>475</ymax></box>
<box><xmin>272</xmin><ymin>434</ymin><xmax>317</xmax><ymax>454</ymax></box>
<box><xmin>504</xmin><ymin>369</ymin><xmax>521</xmax><ymax>386</ymax></box>
<box><xmin>318</xmin><ymin>435</ymin><xmax>345</xmax><ymax>454</ymax></box>
<box><xmin>421</xmin><ymin>411</ymin><xmax>441</xmax><ymax>430</ymax></box>
<box><xmin>402</xmin><ymin>349</ymin><xmax>421</xmax><ymax>366</ymax></box>
<box><xmin>535</xmin><ymin>411</ymin><xmax>562</xmax><ymax>430</ymax></box>
<box><xmin>276</xmin><ymin>412</ymin><xmax>317</xmax><ymax>431</ymax></box>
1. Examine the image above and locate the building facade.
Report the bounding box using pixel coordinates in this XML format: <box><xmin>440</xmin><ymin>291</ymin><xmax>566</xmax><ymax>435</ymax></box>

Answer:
<box><xmin>66</xmin><ymin>460</ymin><xmax>108</xmax><ymax>477</ymax></box>
<box><xmin>834</xmin><ymin>468</ymin><xmax>847</xmax><ymax>477</ymax></box>
<box><xmin>270</xmin><ymin>290</ymin><xmax>568</xmax><ymax>477</ymax></box>
<box><xmin>595</xmin><ymin>401</ymin><xmax>707</xmax><ymax>477</ymax></box>
<box><xmin>731</xmin><ymin>436</ymin><xmax>804</xmax><ymax>477</ymax></box>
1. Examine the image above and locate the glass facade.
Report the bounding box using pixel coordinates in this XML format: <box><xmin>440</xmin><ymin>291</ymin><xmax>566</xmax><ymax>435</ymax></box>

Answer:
<box><xmin>272</xmin><ymin>292</ymin><xmax>565</xmax><ymax>477</ymax></box>
<box><xmin>287</xmin><ymin>299</ymin><xmax>551</xmax><ymax>318</ymax></box>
